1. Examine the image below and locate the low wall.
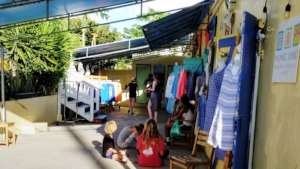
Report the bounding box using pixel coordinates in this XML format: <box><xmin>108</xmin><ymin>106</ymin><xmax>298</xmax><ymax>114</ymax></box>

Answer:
<box><xmin>5</xmin><ymin>95</ymin><xmax>58</xmax><ymax>134</ymax></box>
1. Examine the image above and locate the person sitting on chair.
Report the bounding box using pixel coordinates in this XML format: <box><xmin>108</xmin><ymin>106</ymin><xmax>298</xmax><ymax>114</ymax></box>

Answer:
<box><xmin>165</xmin><ymin>94</ymin><xmax>190</xmax><ymax>142</ymax></box>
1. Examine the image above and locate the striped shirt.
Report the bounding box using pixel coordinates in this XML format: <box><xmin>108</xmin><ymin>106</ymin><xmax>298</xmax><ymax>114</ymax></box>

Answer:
<box><xmin>208</xmin><ymin>56</ymin><xmax>241</xmax><ymax>151</ymax></box>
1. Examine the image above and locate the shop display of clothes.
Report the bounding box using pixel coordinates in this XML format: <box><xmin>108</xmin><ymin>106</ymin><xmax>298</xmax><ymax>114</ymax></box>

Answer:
<box><xmin>165</xmin><ymin>56</ymin><xmax>209</xmax><ymax>116</ymax></box>
<box><xmin>208</xmin><ymin>54</ymin><xmax>242</xmax><ymax>151</ymax></box>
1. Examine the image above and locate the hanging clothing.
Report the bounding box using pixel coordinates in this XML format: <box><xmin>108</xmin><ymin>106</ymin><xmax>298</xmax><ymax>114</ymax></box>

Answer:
<box><xmin>208</xmin><ymin>55</ymin><xmax>242</xmax><ymax>151</ymax></box>
<box><xmin>203</xmin><ymin>69</ymin><xmax>225</xmax><ymax>132</ymax></box>
<box><xmin>205</xmin><ymin>31</ymin><xmax>210</xmax><ymax>48</ymax></box>
<box><xmin>194</xmin><ymin>75</ymin><xmax>206</xmax><ymax>98</ymax></box>
<box><xmin>166</xmin><ymin>97</ymin><xmax>176</xmax><ymax>114</ymax></box>
<box><xmin>171</xmin><ymin>66</ymin><xmax>182</xmax><ymax>98</ymax></box>
<box><xmin>183</xmin><ymin>58</ymin><xmax>203</xmax><ymax>74</ymax></box>
<box><xmin>176</xmin><ymin>70</ymin><xmax>188</xmax><ymax>99</ymax></box>
<box><xmin>198</xmin><ymin>94</ymin><xmax>207</xmax><ymax>129</ymax></box>
<box><xmin>186</xmin><ymin>73</ymin><xmax>197</xmax><ymax>100</ymax></box>
<box><xmin>165</xmin><ymin>73</ymin><xmax>175</xmax><ymax>98</ymax></box>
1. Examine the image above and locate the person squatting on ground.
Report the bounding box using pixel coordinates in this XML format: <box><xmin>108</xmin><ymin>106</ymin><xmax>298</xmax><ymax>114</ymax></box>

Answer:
<box><xmin>146</xmin><ymin>74</ymin><xmax>160</xmax><ymax>122</ymax></box>
<box><xmin>102</xmin><ymin>120</ymin><xmax>128</xmax><ymax>163</ymax></box>
<box><xmin>136</xmin><ymin>119</ymin><xmax>168</xmax><ymax>167</ymax></box>
<box><xmin>125</xmin><ymin>77</ymin><xmax>137</xmax><ymax>115</ymax></box>
<box><xmin>117</xmin><ymin>123</ymin><xmax>144</xmax><ymax>149</ymax></box>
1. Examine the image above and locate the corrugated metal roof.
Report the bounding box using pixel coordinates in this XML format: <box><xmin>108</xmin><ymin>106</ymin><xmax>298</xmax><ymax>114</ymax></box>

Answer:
<box><xmin>73</xmin><ymin>36</ymin><xmax>190</xmax><ymax>62</ymax></box>
<box><xmin>142</xmin><ymin>0</ymin><xmax>212</xmax><ymax>50</ymax></box>
<box><xmin>73</xmin><ymin>38</ymin><xmax>149</xmax><ymax>62</ymax></box>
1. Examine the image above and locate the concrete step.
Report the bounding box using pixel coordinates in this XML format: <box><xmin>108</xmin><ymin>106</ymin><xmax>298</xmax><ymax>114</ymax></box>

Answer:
<box><xmin>15</xmin><ymin>122</ymin><xmax>48</xmax><ymax>135</ymax></box>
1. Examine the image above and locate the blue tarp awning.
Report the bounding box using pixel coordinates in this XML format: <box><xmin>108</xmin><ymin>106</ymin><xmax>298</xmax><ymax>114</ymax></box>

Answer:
<box><xmin>0</xmin><ymin>0</ymin><xmax>148</xmax><ymax>28</ymax></box>
<box><xmin>142</xmin><ymin>0</ymin><xmax>212</xmax><ymax>50</ymax></box>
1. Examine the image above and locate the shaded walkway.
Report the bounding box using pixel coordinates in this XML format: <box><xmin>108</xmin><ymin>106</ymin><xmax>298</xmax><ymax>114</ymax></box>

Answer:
<box><xmin>0</xmin><ymin>110</ymin><xmax>193</xmax><ymax>169</ymax></box>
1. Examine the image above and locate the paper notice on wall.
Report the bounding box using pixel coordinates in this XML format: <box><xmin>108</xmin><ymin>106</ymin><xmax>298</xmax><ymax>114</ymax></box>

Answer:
<box><xmin>272</xmin><ymin>16</ymin><xmax>300</xmax><ymax>83</ymax></box>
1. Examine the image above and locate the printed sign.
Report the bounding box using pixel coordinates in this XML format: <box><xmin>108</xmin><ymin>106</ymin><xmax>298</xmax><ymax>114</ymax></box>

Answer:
<box><xmin>272</xmin><ymin>16</ymin><xmax>300</xmax><ymax>83</ymax></box>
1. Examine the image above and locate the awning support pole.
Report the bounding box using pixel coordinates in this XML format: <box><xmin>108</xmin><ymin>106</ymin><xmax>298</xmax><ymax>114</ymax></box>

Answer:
<box><xmin>0</xmin><ymin>46</ymin><xmax>6</xmax><ymax>122</ymax></box>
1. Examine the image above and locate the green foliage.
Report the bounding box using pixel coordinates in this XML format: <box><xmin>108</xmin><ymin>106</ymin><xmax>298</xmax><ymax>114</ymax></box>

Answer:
<box><xmin>139</xmin><ymin>8</ymin><xmax>169</xmax><ymax>22</ymax></box>
<box><xmin>114</xmin><ymin>59</ymin><xmax>132</xmax><ymax>70</ymax></box>
<box><xmin>0</xmin><ymin>20</ymin><xmax>81</xmax><ymax>95</ymax></box>
<box><xmin>123</xmin><ymin>24</ymin><xmax>144</xmax><ymax>39</ymax></box>
<box><xmin>0</xmin><ymin>11</ymin><xmax>123</xmax><ymax>97</ymax></box>
<box><xmin>70</xmin><ymin>15</ymin><xmax>122</xmax><ymax>46</ymax></box>
<box><xmin>123</xmin><ymin>8</ymin><xmax>169</xmax><ymax>39</ymax></box>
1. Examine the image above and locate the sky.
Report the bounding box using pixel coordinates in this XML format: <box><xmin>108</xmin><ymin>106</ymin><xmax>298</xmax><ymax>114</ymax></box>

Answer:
<box><xmin>88</xmin><ymin>0</ymin><xmax>203</xmax><ymax>33</ymax></box>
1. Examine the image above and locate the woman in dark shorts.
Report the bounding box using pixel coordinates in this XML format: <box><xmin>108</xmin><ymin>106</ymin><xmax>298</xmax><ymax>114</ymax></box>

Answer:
<box><xmin>146</xmin><ymin>74</ymin><xmax>160</xmax><ymax>122</ymax></box>
<box><xmin>126</xmin><ymin>77</ymin><xmax>137</xmax><ymax>115</ymax></box>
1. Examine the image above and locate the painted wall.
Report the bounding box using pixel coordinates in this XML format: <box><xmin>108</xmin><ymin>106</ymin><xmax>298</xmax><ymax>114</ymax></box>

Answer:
<box><xmin>241</xmin><ymin>0</ymin><xmax>300</xmax><ymax>169</ymax></box>
<box><xmin>100</xmin><ymin>70</ymin><xmax>134</xmax><ymax>89</ymax></box>
<box><xmin>211</xmin><ymin>0</ymin><xmax>300</xmax><ymax>168</ymax></box>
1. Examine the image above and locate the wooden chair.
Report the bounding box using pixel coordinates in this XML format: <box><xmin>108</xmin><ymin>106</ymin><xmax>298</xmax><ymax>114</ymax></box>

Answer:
<box><xmin>223</xmin><ymin>151</ymin><xmax>233</xmax><ymax>169</ymax></box>
<box><xmin>169</xmin><ymin>130</ymin><xmax>214</xmax><ymax>169</ymax></box>
<box><xmin>170</xmin><ymin>124</ymin><xmax>195</xmax><ymax>148</ymax></box>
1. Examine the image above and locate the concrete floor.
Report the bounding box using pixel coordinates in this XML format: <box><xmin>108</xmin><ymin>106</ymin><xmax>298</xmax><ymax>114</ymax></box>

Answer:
<box><xmin>0</xmin><ymin>108</ymin><xmax>196</xmax><ymax>169</ymax></box>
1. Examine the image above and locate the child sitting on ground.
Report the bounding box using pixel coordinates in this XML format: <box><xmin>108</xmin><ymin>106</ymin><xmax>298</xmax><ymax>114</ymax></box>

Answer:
<box><xmin>117</xmin><ymin>123</ymin><xmax>144</xmax><ymax>149</ymax></box>
<box><xmin>102</xmin><ymin>120</ymin><xmax>128</xmax><ymax>163</ymax></box>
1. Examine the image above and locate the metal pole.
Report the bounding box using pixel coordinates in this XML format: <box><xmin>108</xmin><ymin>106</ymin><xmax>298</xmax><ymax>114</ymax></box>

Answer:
<box><xmin>1</xmin><ymin>47</ymin><xmax>6</xmax><ymax>122</ymax></box>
